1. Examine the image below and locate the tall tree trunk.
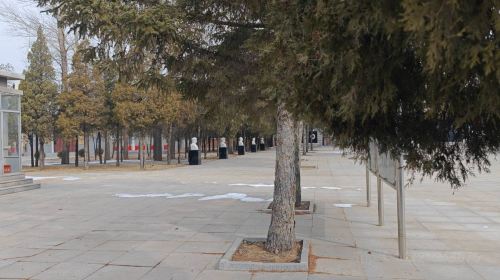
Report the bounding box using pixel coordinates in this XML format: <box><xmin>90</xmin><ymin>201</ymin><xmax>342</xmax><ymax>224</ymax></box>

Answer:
<box><xmin>116</xmin><ymin>128</ymin><xmax>120</xmax><ymax>167</ymax></box>
<box><xmin>29</xmin><ymin>133</ymin><xmax>34</xmax><ymax>167</ymax></box>
<box><xmin>228</xmin><ymin>137</ymin><xmax>233</xmax><ymax>154</ymax></box>
<box><xmin>167</xmin><ymin>124</ymin><xmax>173</xmax><ymax>164</ymax></box>
<box><xmin>266</xmin><ymin>101</ymin><xmax>297</xmax><ymax>254</ymax></box>
<box><xmin>39</xmin><ymin>138</ymin><xmax>45</xmax><ymax>169</ymax></box>
<box><xmin>139</xmin><ymin>135</ymin><xmax>145</xmax><ymax>169</ymax></box>
<box><xmin>83</xmin><ymin>130</ymin><xmax>89</xmax><ymax>169</ymax></box>
<box><xmin>122</xmin><ymin>129</ymin><xmax>129</xmax><ymax>160</ymax></box>
<box><xmin>153</xmin><ymin>126</ymin><xmax>162</xmax><ymax>161</ymax></box>
<box><xmin>35</xmin><ymin>135</ymin><xmax>39</xmax><ymax>167</ymax></box>
<box><xmin>75</xmin><ymin>137</ymin><xmax>79</xmax><ymax>167</ymax></box>
<box><xmin>177</xmin><ymin>137</ymin><xmax>181</xmax><ymax>164</ymax></box>
<box><xmin>56</xmin><ymin>18</ymin><xmax>69</xmax><ymax>92</ymax></box>
<box><xmin>104</xmin><ymin>130</ymin><xmax>110</xmax><ymax>163</ymax></box>
<box><xmin>61</xmin><ymin>139</ymin><xmax>69</xmax><ymax>164</ymax></box>
<box><xmin>302</xmin><ymin>122</ymin><xmax>307</xmax><ymax>156</ymax></box>
<box><xmin>98</xmin><ymin>131</ymin><xmax>102</xmax><ymax>164</ymax></box>
<box><xmin>294</xmin><ymin>121</ymin><xmax>302</xmax><ymax>207</ymax></box>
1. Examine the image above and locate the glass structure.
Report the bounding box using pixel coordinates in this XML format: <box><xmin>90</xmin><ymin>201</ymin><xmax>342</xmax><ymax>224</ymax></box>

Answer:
<box><xmin>0</xmin><ymin>70</ymin><xmax>23</xmax><ymax>174</ymax></box>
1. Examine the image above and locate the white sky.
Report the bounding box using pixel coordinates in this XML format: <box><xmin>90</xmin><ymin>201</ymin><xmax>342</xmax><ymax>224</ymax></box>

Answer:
<box><xmin>0</xmin><ymin>0</ymin><xmax>41</xmax><ymax>72</ymax></box>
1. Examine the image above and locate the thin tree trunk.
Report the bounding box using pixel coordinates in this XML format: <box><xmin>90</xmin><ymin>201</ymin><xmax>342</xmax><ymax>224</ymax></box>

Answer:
<box><xmin>75</xmin><ymin>137</ymin><xmax>79</xmax><ymax>167</ymax></box>
<box><xmin>167</xmin><ymin>124</ymin><xmax>173</xmax><ymax>164</ymax></box>
<box><xmin>104</xmin><ymin>130</ymin><xmax>110</xmax><ymax>163</ymax></box>
<box><xmin>122</xmin><ymin>129</ymin><xmax>129</xmax><ymax>160</ymax></box>
<box><xmin>266</xmin><ymin>101</ymin><xmax>297</xmax><ymax>254</ymax></box>
<box><xmin>61</xmin><ymin>138</ymin><xmax>69</xmax><ymax>164</ymax></box>
<box><xmin>116</xmin><ymin>128</ymin><xmax>120</xmax><ymax>167</ymax></box>
<box><xmin>39</xmin><ymin>138</ymin><xmax>45</xmax><ymax>169</ymax></box>
<box><xmin>98</xmin><ymin>132</ymin><xmax>102</xmax><ymax>164</ymax></box>
<box><xmin>177</xmin><ymin>137</ymin><xmax>181</xmax><ymax>164</ymax></box>
<box><xmin>153</xmin><ymin>126</ymin><xmax>162</xmax><ymax>161</ymax></box>
<box><xmin>29</xmin><ymin>133</ymin><xmax>34</xmax><ymax>167</ymax></box>
<box><xmin>139</xmin><ymin>135</ymin><xmax>145</xmax><ymax>169</ymax></box>
<box><xmin>83</xmin><ymin>130</ymin><xmax>89</xmax><ymax>169</ymax></box>
<box><xmin>35</xmin><ymin>135</ymin><xmax>39</xmax><ymax>167</ymax></box>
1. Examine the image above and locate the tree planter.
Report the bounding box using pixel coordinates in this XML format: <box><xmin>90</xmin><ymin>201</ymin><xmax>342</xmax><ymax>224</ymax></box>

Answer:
<box><xmin>219</xmin><ymin>238</ymin><xmax>309</xmax><ymax>272</ymax></box>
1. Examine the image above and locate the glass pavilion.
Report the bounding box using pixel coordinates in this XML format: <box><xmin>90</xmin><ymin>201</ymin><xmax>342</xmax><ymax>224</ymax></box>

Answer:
<box><xmin>0</xmin><ymin>70</ymin><xmax>23</xmax><ymax>174</ymax></box>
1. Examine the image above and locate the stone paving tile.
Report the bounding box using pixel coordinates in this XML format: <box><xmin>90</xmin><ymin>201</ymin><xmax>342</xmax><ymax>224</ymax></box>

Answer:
<box><xmin>251</xmin><ymin>272</ymin><xmax>308</xmax><ymax>280</ymax></box>
<box><xmin>413</xmin><ymin>262</ymin><xmax>484</xmax><ymax>280</ymax></box>
<box><xmin>31</xmin><ymin>262</ymin><xmax>103</xmax><ymax>280</ymax></box>
<box><xmin>314</xmin><ymin>258</ymin><xmax>365</xmax><ymax>277</ymax></box>
<box><xmin>0</xmin><ymin>247</ymin><xmax>44</xmax><ymax>259</ymax></box>
<box><xmin>470</xmin><ymin>264</ymin><xmax>500</xmax><ymax>280</ymax></box>
<box><xmin>174</xmin><ymin>241</ymin><xmax>232</xmax><ymax>254</ymax></box>
<box><xmin>93</xmin><ymin>240</ymin><xmax>145</xmax><ymax>251</ymax></box>
<box><xmin>83</xmin><ymin>265</ymin><xmax>151</xmax><ymax>280</ymax></box>
<box><xmin>110</xmin><ymin>250</ymin><xmax>169</xmax><ymax>267</ymax></box>
<box><xmin>159</xmin><ymin>253</ymin><xmax>221</xmax><ymax>272</ymax></box>
<box><xmin>23</xmin><ymin>249</ymin><xmax>83</xmax><ymax>263</ymax></box>
<box><xmin>307</xmin><ymin>275</ymin><xmax>366</xmax><ymax>280</ymax></box>
<box><xmin>195</xmin><ymin>269</ymin><xmax>252</xmax><ymax>280</ymax></box>
<box><xmin>140</xmin><ymin>266</ymin><xmax>199</xmax><ymax>280</ymax></box>
<box><xmin>69</xmin><ymin>250</ymin><xmax>125</xmax><ymax>264</ymax></box>
<box><xmin>0</xmin><ymin>261</ymin><xmax>55</xmax><ymax>278</ymax></box>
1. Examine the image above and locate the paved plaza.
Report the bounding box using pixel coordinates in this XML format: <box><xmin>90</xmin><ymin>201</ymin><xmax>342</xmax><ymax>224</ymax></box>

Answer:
<box><xmin>0</xmin><ymin>147</ymin><xmax>499</xmax><ymax>279</ymax></box>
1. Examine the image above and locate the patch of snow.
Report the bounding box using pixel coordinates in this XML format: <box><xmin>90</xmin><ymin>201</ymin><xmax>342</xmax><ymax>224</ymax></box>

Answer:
<box><xmin>26</xmin><ymin>176</ymin><xmax>57</xmax><ymax>181</ymax></box>
<box><xmin>166</xmin><ymin>193</ymin><xmax>205</xmax><ymax>199</ymax></box>
<box><xmin>63</xmin><ymin>177</ymin><xmax>81</xmax><ymax>181</ymax></box>
<box><xmin>303</xmin><ymin>187</ymin><xmax>317</xmax><ymax>190</ymax></box>
<box><xmin>334</xmin><ymin>203</ymin><xmax>355</xmax><ymax>208</ymax></box>
<box><xmin>115</xmin><ymin>193</ymin><xmax>172</xmax><ymax>198</ymax></box>
<box><xmin>199</xmin><ymin>193</ymin><xmax>247</xmax><ymax>201</ymax></box>
<box><xmin>240</xmin><ymin>197</ymin><xmax>266</xmax><ymax>202</ymax></box>
<box><xmin>229</xmin><ymin>183</ymin><xmax>273</xmax><ymax>188</ymax></box>
<box><xmin>321</xmin><ymin>187</ymin><xmax>342</xmax><ymax>190</ymax></box>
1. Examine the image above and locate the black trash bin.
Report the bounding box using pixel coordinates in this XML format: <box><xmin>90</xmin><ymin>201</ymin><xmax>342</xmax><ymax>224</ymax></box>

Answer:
<box><xmin>219</xmin><ymin>147</ymin><xmax>228</xmax><ymax>159</ymax></box>
<box><xmin>237</xmin><ymin>145</ymin><xmax>245</xmax><ymax>155</ymax></box>
<box><xmin>259</xmin><ymin>143</ymin><xmax>265</xmax><ymax>151</ymax></box>
<box><xmin>251</xmin><ymin>144</ymin><xmax>257</xmax><ymax>153</ymax></box>
<box><xmin>188</xmin><ymin>150</ymin><xmax>200</xmax><ymax>165</ymax></box>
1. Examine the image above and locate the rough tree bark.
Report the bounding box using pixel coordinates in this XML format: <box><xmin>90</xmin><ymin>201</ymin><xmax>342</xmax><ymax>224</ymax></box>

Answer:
<box><xmin>265</xmin><ymin>101</ymin><xmax>297</xmax><ymax>254</ymax></box>
<box><xmin>294</xmin><ymin>120</ymin><xmax>302</xmax><ymax>207</ymax></box>
<box><xmin>116</xmin><ymin>128</ymin><xmax>120</xmax><ymax>167</ymax></box>
<box><xmin>75</xmin><ymin>137</ymin><xmax>79</xmax><ymax>167</ymax></box>
<box><xmin>29</xmin><ymin>133</ymin><xmax>34</xmax><ymax>167</ymax></box>
<box><xmin>83</xmin><ymin>130</ymin><xmax>89</xmax><ymax>169</ymax></box>
<box><xmin>153</xmin><ymin>126</ymin><xmax>162</xmax><ymax>161</ymax></box>
<box><xmin>122</xmin><ymin>129</ymin><xmax>129</xmax><ymax>160</ymax></box>
<box><xmin>35</xmin><ymin>135</ymin><xmax>39</xmax><ymax>167</ymax></box>
<box><xmin>139</xmin><ymin>135</ymin><xmax>145</xmax><ymax>169</ymax></box>
<box><xmin>104</xmin><ymin>130</ymin><xmax>110</xmax><ymax>163</ymax></box>
<box><xmin>38</xmin><ymin>139</ymin><xmax>45</xmax><ymax>169</ymax></box>
<box><xmin>98</xmin><ymin>132</ymin><xmax>102</xmax><ymax>164</ymax></box>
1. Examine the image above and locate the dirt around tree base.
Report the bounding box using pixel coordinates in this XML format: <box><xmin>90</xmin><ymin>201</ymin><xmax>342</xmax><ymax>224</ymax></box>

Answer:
<box><xmin>232</xmin><ymin>240</ymin><xmax>303</xmax><ymax>263</ymax></box>
<box><xmin>268</xmin><ymin>201</ymin><xmax>310</xmax><ymax>211</ymax></box>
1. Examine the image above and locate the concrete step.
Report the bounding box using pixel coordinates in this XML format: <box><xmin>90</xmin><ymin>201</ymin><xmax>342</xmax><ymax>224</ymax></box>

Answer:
<box><xmin>0</xmin><ymin>173</ymin><xmax>25</xmax><ymax>182</ymax></box>
<box><xmin>0</xmin><ymin>178</ymin><xmax>34</xmax><ymax>188</ymax></box>
<box><xmin>0</xmin><ymin>183</ymin><xmax>40</xmax><ymax>196</ymax></box>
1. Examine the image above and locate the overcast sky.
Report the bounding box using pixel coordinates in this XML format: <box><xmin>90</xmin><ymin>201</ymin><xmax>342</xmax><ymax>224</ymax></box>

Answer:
<box><xmin>0</xmin><ymin>0</ymin><xmax>41</xmax><ymax>72</ymax></box>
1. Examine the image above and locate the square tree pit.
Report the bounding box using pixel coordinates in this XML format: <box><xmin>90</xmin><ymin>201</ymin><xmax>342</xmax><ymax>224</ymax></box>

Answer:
<box><xmin>219</xmin><ymin>238</ymin><xmax>309</xmax><ymax>272</ymax></box>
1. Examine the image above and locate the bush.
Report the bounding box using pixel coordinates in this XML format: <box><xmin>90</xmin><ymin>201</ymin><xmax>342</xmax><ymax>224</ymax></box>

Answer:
<box><xmin>78</xmin><ymin>149</ymin><xmax>85</xmax><ymax>158</ymax></box>
<box><xmin>34</xmin><ymin>151</ymin><xmax>40</xmax><ymax>160</ymax></box>
<box><xmin>96</xmin><ymin>148</ymin><xmax>104</xmax><ymax>155</ymax></box>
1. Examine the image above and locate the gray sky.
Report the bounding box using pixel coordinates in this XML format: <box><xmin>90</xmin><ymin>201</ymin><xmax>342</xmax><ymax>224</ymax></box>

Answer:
<box><xmin>0</xmin><ymin>0</ymin><xmax>40</xmax><ymax>72</ymax></box>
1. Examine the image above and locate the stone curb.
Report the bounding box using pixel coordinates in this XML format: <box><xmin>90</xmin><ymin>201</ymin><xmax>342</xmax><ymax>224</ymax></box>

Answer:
<box><xmin>218</xmin><ymin>237</ymin><xmax>309</xmax><ymax>272</ymax></box>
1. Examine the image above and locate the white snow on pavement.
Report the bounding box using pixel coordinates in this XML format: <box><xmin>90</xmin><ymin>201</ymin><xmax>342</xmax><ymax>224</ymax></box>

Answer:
<box><xmin>321</xmin><ymin>187</ymin><xmax>342</xmax><ymax>190</ymax></box>
<box><xmin>26</xmin><ymin>176</ymin><xmax>57</xmax><ymax>181</ymax></box>
<box><xmin>334</xmin><ymin>203</ymin><xmax>355</xmax><ymax>208</ymax></box>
